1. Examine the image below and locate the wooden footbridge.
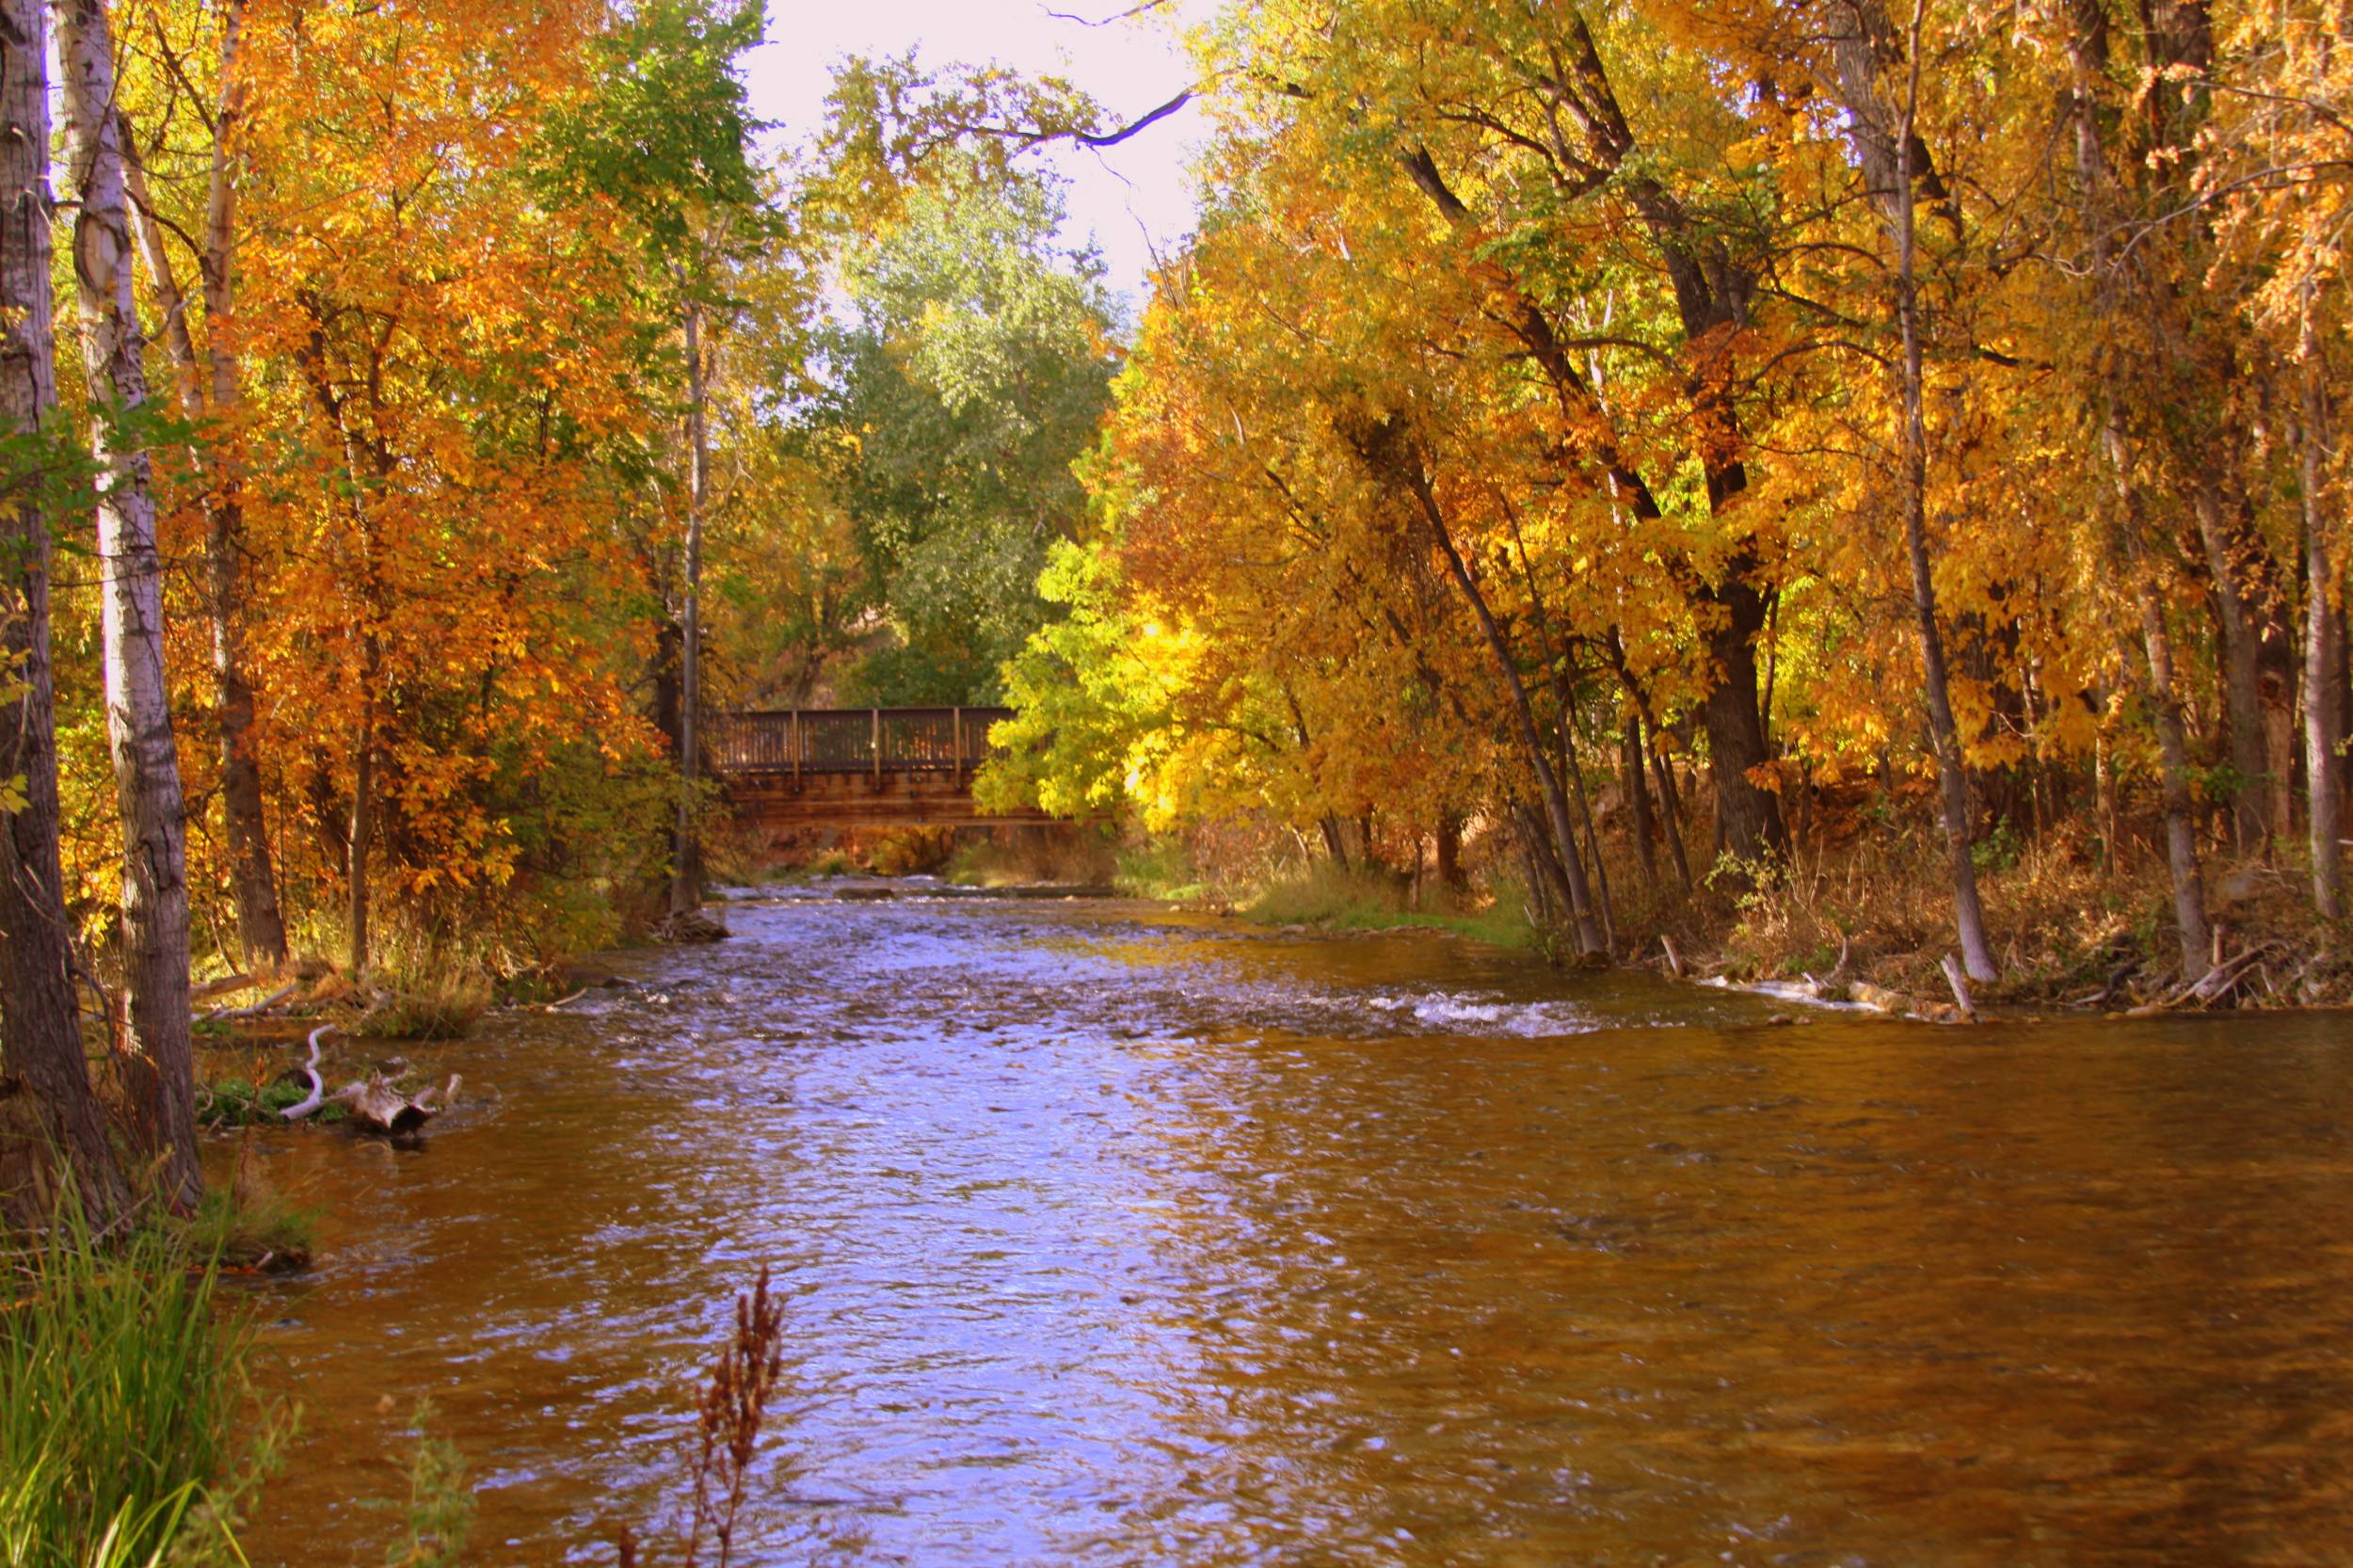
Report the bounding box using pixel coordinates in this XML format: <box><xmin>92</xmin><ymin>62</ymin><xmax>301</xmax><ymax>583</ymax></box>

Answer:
<box><xmin>712</xmin><ymin>707</ymin><xmax>1056</xmax><ymax>830</ymax></box>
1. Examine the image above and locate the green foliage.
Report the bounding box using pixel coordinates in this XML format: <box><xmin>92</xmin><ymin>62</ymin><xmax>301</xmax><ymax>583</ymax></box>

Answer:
<box><xmin>180</xmin><ymin>1187</ymin><xmax>320</xmax><ymax>1273</ymax></box>
<box><xmin>1972</xmin><ymin>816</ymin><xmax>2025</xmax><ymax>874</ymax></box>
<box><xmin>0</xmin><ymin>1193</ymin><xmax>287</xmax><ymax>1566</ymax></box>
<box><xmin>357</xmin><ymin>974</ymin><xmax>493</xmax><ymax>1042</ymax></box>
<box><xmin>982</xmin><ymin>537</ymin><xmax>1179</xmax><ymax>819</ymax></box>
<box><xmin>812</xmin><ymin>164</ymin><xmax>1120</xmax><ymax>704</ymax></box>
<box><xmin>197</xmin><ymin>1075</ymin><xmax>316</xmax><ymax>1128</ymax></box>
<box><xmin>537</xmin><ymin>0</ymin><xmax>773</xmax><ymax>271</ymax></box>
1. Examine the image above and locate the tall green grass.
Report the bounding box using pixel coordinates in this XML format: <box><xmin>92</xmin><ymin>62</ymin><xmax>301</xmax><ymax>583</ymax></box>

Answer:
<box><xmin>0</xmin><ymin>1193</ymin><xmax>285</xmax><ymax>1567</ymax></box>
<box><xmin>1241</xmin><ymin>861</ymin><xmax>1537</xmax><ymax>948</ymax></box>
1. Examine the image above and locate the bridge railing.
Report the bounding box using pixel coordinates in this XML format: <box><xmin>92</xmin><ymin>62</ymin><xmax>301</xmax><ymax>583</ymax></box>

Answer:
<box><xmin>710</xmin><ymin>707</ymin><xmax>1014</xmax><ymax>776</ymax></box>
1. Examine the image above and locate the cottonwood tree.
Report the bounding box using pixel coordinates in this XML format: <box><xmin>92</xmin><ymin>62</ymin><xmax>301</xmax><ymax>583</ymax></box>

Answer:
<box><xmin>57</xmin><ymin>0</ymin><xmax>202</xmax><ymax>1207</ymax></box>
<box><xmin>0</xmin><ymin>0</ymin><xmax>131</xmax><ymax>1224</ymax></box>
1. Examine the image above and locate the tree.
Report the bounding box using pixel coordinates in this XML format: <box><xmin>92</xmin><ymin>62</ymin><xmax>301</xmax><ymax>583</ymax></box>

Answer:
<box><xmin>56</xmin><ymin>0</ymin><xmax>203</xmax><ymax>1207</ymax></box>
<box><xmin>0</xmin><ymin>0</ymin><xmax>130</xmax><ymax>1224</ymax></box>
<box><xmin>1826</xmin><ymin>0</ymin><xmax>1999</xmax><ymax>981</ymax></box>
<box><xmin>811</xmin><ymin>162</ymin><xmax>1119</xmax><ymax>706</ymax></box>
<box><xmin>541</xmin><ymin>0</ymin><xmax>771</xmax><ymax>918</ymax></box>
<box><xmin>121</xmin><ymin>0</ymin><xmax>289</xmax><ymax>971</ymax></box>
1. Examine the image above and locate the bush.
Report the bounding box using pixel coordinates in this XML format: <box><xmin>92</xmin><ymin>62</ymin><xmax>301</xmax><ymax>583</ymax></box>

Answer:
<box><xmin>866</xmin><ymin>827</ymin><xmax>956</xmax><ymax>876</ymax></box>
<box><xmin>358</xmin><ymin>969</ymin><xmax>491</xmax><ymax>1041</ymax></box>
<box><xmin>1113</xmin><ymin>838</ymin><xmax>1201</xmax><ymax>900</ymax></box>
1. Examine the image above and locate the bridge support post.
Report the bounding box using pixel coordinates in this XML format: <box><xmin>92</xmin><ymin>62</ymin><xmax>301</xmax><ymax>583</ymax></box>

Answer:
<box><xmin>872</xmin><ymin>708</ymin><xmax>881</xmax><ymax>784</ymax></box>
<box><xmin>952</xmin><ymin>707</ymin><xmax>964</xmax><ymax>785</ymax></box>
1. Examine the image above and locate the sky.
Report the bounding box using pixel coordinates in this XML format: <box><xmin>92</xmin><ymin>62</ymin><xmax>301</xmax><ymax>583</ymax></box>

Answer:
<box><xmin>744</xmin><ymin>1</ymin><xmax>1212</xmax><ymax>309</ymax></box>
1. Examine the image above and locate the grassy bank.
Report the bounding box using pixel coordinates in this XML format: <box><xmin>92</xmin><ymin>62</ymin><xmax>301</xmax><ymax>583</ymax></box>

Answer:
<box><xmin>1</xmin><ymin>1197</ymin><xmax>291</xmax><ymax>1566</ymax></box>
<box><xmin>1236</xmin><ymin>861</ymin><xmax>1539</xmax><ymax>949</ymax></box>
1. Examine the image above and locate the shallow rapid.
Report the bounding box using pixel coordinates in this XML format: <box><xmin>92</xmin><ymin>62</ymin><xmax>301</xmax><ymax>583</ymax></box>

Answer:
<box><xmin>232</xmin><ymin>888</ymin><xmax>2353</xmax><ymax>1566</ymax></box>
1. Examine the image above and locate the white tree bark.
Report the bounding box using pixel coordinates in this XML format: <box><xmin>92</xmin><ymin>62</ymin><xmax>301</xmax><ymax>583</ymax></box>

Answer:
<box><xmin>2302</xmin><ymin>296</ymin><xmax>2344</xmax><ymax>918</ymax></box>
<box><xmin>56</xmin><ymin>0</ymin><xmax>201</xmax><ymax>1208</ymax></box>
<box><xmin>671</xmin><ymin>290</ymin><xmax>708</xmax><ymax>916</ymax></box>
<box><xmin>0</xmin><ymin>0</ymin><xmax>131</xmax><ymax>1225</ymax></box>
<box><xmin>120</xmin><ymin>1</ymin><xmax>288</xmax><ymax>970</ymax></box>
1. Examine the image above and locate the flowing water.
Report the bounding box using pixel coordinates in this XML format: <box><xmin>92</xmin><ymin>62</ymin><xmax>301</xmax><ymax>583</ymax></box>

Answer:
<box><xmin>231</xmin><ymin>886</ymin><xmax>2353</xmax><ymax>1567</ymax></box>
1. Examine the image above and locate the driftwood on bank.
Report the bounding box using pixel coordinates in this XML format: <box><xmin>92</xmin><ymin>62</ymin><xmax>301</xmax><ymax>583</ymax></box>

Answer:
<box><xmin>1849</xmin><ymin>980</ymin><xmax>1911</xmax><ymax>1015</ymax></box>
<box><xmin>279</xmin><ymin>1025</ymin><xmax>331</xmax><ymax>1121</ymax></box>
<box><xmin>2124</xmin><ymin>943</ymin><xmax>2278</xmax><ymax>1016</ymax></box>
<box><xmin>193</xmin><ymin>972</ymin><xmax>256</xmax><ymax>1002</ymax></box>
<box><xmin>328</xmin><ymin>1078</ymin><xmax>434</xmax><ymax>1136</ymax></box>
<box><xmin>1799</xmin><ymin>936</ymin><xmax>1854</xmax><ymax>1001</ymax></box>
<box><xmin>280</xmin><ymin>1023</ymin><xmax>451</xmax><ymax>1135</ymax></box>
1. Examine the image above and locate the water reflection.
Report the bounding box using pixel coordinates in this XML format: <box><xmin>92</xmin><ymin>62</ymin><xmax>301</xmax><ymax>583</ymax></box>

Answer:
<box><xmin>232</xmin><ymin>894</ymin><xmax>2353</xmax><ymax>1566</ymax></box>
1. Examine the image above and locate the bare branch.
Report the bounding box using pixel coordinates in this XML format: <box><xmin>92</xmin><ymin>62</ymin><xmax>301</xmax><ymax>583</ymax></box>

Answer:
<box><xmin>1040</xmin><ymin>0</ymin><xmax>1173</xmax><ymax>24</ymax></box>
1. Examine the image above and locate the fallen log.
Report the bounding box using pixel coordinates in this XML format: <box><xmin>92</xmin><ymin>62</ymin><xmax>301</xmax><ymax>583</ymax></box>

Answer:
<box><xmin>193</xmin><ymin>973</ymin><xmax>256</xmax><ymax>1002</ymax></box>
<box><xmin>331</xmin><ymin>1077</ymin><xmax>435</xmax><ymax>1136</ymax></box>
<box><xmin>413</xmin><ymin>1074</ymin><xmax>462</xmax><ymax>1114</ymax></box>
<box><xmin>279</xmin><ymin>1029</ymin><xmax>442</xmax><ymax>1134</ymax></box>
<box><xmin>202</xmin><ymin>982</ymin><xmax>297</xmax><ymax>1024</ymax></box>
<box><xmin>1939</xmin><ymin>954</ymin><xmax>1978</xmax><ymax>1024</ymax></box>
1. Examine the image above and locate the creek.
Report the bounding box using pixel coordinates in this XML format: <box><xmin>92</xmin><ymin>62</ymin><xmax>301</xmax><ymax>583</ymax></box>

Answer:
<box><xmin>232</xmin><ymin>886</ymin><xmax>2353</xmax><ymax>1566</ymax></box>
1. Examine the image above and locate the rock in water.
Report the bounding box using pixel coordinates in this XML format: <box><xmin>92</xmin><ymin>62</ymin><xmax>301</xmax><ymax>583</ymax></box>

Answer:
<box><xmin>654</xmin><ymin>908</ymin><xmax>730</xmax><ymax>945</ymax></box>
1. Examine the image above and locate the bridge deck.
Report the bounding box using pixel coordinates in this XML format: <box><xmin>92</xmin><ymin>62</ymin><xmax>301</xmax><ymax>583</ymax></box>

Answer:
<box><xmin>711</xmin><ymin>706</ymin><xmax>1012</xmax><ymax>777</ymax></box>
<box><xmin>713</xmin><ymin>708</ymin><xmax>1054</xmax><ymax>830</ymax></box>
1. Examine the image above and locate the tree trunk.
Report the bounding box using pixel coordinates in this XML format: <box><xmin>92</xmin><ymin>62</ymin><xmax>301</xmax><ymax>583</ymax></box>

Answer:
<box><xmin>57</xmin><ymin>0</ymin><xmax>200</xmax><ymax>1207</ymax></box>
<box><xmin>1434</xmin><ymin>812</ymin><xmax>1465</xmax><ymax>891</ymax></box>
<box><xmin>670</xmin><ymin>294</ymin><xmax>709</xmax><ymax>917</ymax></box>
<box><xmin>2139</xmin><ymin>591</ymin><xmax>2215</xmax><ymax>975</ymax></box>
<box><xmin>120</xmin><ymin>2</ymin><xmax>286</xmax><ymax>969</ymax></box>
<box><xmin>1560</xmin><ymin>712</ymin><xmax>1615</xmax><ymax>949</ymax></box>
<box><xmin>1394</xmin><ymin>108</ymin><xmax>1785</xmax><ymax>871</ymax></box>
<box><xmin>1608</xmin><ymin>634</ymin><xmax>1696</xmax><ymax>893</ymax></box>
<box><xmin>348</xmin><ymin>667</ymin><xmax>376</xmax><ymax>977</ymax></box>
<box><xmin>0</xmin><ymin>0</ymin><xmax>130</xmax><ymax>1225</ymax></box>
<box><xmin>2192</xmin><ymin>480</ymin><xmax>2278</xmax><ymax>853</ymax></box>
<box><xmin>2302</xmin><ymin>302</ymin><xmax>2343</xmax><ymax>918</ymax></box>
<box><xmin>1884</xmin><ymin>13</ymin><xmax>1997</xmax><ymax>982</ymax></box>
<box><xmin>1358</xmin><ymin>424</ymin><xmax>1605</xmax><ymax>954</ymax></box>
<box><xmin>1699</xmin><ymin>571</ymin><xmax>1788</xmax><ymax>868</ymax></box>
<box><xmin>1622</xmin><ymin>715</ymin><xmax>1658</xmax><ymax>890</ymax></box>
<box><xmin>2067</xmin><ymin>10</ymin><xmax>2210</xmax><ymax>977</ymax></box>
